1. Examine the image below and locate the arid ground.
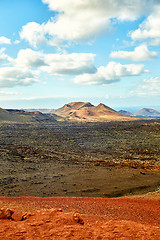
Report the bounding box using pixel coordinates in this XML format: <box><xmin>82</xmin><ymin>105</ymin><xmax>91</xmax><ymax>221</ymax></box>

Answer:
<box><xmin>0</xmin><ymin>195</ymin><xmax>160</xmax><ymax>239</ymax></box>
<box><xmin>0</xmin><ymin>120</ymin><xmax>160</xmax><ymax>197</ymax></box>
<box><xmin>0</xmin><ymin>120</ymin><xmax>160</xmax><ymax>239</ymax></box>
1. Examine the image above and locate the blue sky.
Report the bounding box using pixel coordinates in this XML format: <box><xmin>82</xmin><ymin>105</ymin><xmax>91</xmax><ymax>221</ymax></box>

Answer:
<box><xmin>0</xmin><ymin>0</ymin><xmax>160</xmax><ymax>112</ymax></box>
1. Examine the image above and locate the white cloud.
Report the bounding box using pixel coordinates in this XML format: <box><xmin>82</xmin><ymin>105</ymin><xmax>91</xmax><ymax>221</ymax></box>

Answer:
<box><xmin>42</xmin><ymin>0</ymin><xmax>151</xmax><ymax>21</ymax></box>
<box><xmin>131</xmin><ymin>77</ymin><xmax>160</xmax><ymax>96</ymax></box>
<box><xmin>13</xmin><ymin>48</ymin><xmax>45</xmax><ymax>68</ymax></box>
<box><xmin>0</xmin><ymin>67</ymin><xmax>39</xmax><ymax>88</ymax></box>
<box><xmin>13</xmin><ymin>48</ymin><xmax>97</xmax><ymax>75</ymax></box>
<box><xmin>0</xmin><ymin>48</ymin><xmax>11</xmax><ymax>64</ymax></box>
<box><xmin>110</xmin><ymin>44</ymin><xmax>157</xmax><ymax>61</ymax></box>
<box><xmin>41</xmin><ymin>53</ymin><xmax>96</xmax><ymax>75</ymax></box>
<box><xmin>130</xmin><ymin>5</ymin><xmax>160</xmax><ymax>45</ymax></box>
<box><xmin>21</xmin><ymin>0</ymin><xmax>154</xmax><ymax>47</ymax></box>
<box><xmin>0</xmin><ymin>48</ymin><xmax>97</xmax><ymax>88</ymax></box>
<box><xmin>20</xmin><ymin>22</ymin><xmax>47</xmax><ymax>48</ymax></box>
<box><xmin>0</xmin><ymin>36</ymin><xmax>11</xmax><ymax>45</ymax></box>
<box><xmin>73</xmin><ymin>61</ymin><xmax>147</xmax><ymax>85</ymax></box>
<box><xmin>20</xmin><ymin>21</ymin><xmax>65</xmax><ymax>47</ymax></box>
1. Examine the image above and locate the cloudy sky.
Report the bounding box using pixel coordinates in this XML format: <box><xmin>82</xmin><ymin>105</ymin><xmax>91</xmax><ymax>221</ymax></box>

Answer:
<box><xmin>0</xmin><ymin>0</ymin><xmax>160</xmax><ymax>111</ymax></box>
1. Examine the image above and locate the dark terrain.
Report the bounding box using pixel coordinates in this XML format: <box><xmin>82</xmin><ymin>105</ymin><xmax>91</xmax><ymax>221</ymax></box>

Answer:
<box><xmin>0</xmin><ymin>120</ymin><xmax>160</xmax><ymax>198</ymax></box>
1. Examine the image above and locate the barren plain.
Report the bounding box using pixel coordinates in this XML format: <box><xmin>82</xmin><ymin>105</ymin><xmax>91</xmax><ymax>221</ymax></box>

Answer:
<box><xmin>0</xmin><ymin>120</ymin><xmax>160</xmax><ymax>198</ymax></box>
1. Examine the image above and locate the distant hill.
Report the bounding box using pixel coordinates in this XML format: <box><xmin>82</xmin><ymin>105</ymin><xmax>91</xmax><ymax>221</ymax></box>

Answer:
<box><xmin>24</xmin><ymin>109</ymin><xmax>56</xmax><ymax>114</ymax></box>
<box><xmin>0</xmin><ymin>108</ymin><xmax>20</xmax><ymax>122</ymax></box>
<box><xmin>118</xmin><ymin>110</ymin><xmax>134</xmax><ymax>116</ymax></box>
<box><xmin>55</xmin><ymin>102</ymin><xmax>137</xmax><ymax>121</ymax></box>
<box><xmin>134</xmin><ymin>108</ymin><xmax>160</xmax><ymax>118</ymax></box>
<box><xmin>0</xmin><ymin>108</ymin><xmax>57</xmax><ymax>122</ymax></box>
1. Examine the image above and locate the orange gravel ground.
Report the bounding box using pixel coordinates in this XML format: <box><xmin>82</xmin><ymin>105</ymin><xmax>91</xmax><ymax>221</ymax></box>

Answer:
<box><xmin>0</xmin><ymin>194</ymin><xmax>160</xmax><ymax>239</ymax></box>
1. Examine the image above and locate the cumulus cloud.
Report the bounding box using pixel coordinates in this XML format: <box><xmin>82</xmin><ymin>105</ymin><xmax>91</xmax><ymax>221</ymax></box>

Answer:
<box><xmin>131</xmin><ymin>77</ymin><xmax>160</xmax><ymax>96</ymax></box>
<box><xmin>41</xmin><ymin>53</ymin><xmax>96</xmax><ymax>75</ymax></box>
<box><xmin>20</xmin><ymin>21</ymin><xmax>65</xmax><ymax>47</ymax></box>
<box><xmin>13</xmin><ymin>48</ymin><xmax>45</xmax><ymax>68</ymax></box>
<box><xmin>0</xmin><ymin>36</ymin><xmax>11</xmax><ymax>45</ymax></box>
<box><xmin>20</xmin><ymin>22</ymin><xmax>47</xmax><ymax>48</ymax></box>
<box><xmin>0</xmin><ymin>48</ymin><xmax>10</xmax><ymax>64</ymax></box>
<box><xmin>42</xmin><ymin>0</ymin><xmax>151</xmax><ymax>21</ymax></box>
<box><xmin>0</xmin><ymin>48</ymin><xmax>97</xmax><ymax>88</ymax></box>
<box><xmin>0</xmin><ymin>67</ymin><xmax>39</xmax><ymax>88</ymax></box>
<box><xmin>130</xmin><ymin>5</ymin><xmax>160</xmax><ymax>45</ymax></box>
<box><xmin>20</xmin><ymin>0</ymin><xmax>154</xmax><ymax>47</ymax></box>
<box><xmin>73</xmin><ymin>61</ymin><xmax>147</xmax><ymax>85</ymax></box>
<box><xmin>13</xmin><ymin>48</ymin><xmax>96</xmax><ymax>75</ymax></box>
<box><xmin>110</xmin><ymin>44</ymin><xmax>157</xmax><ymax>61</ymax></box>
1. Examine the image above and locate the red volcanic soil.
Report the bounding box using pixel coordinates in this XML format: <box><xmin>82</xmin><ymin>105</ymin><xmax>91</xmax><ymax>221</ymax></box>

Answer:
<box><xmin>0</xmin><ymin>195</ymin><xmax>160</xmax><ymax>239</ymax></box>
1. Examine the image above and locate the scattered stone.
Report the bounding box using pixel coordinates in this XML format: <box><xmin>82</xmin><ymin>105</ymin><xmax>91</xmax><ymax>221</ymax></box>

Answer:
<box><xmin>73</xmin><ymin>213</ymin><xmax>84</xmax><ymax>225</ymax></box>
<box><xmin>0</xmin><ymin>208</ymin><xmax>14</xmax><ymax>220</ymax></box>
<box><xmin>56</xmin><ymin>208</ymin><xmax>63</xmax><ymax>212</ymax></box>
<box><xmin>21</xmin><ymin>212</ymin><xmax>32</xmax><ymax>221</ymax></box>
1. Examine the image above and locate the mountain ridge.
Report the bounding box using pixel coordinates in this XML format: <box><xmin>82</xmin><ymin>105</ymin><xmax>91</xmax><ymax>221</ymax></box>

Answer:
<box><xmin>118</xmin><ymin>110</ymin><xmax>134</xmax><ymax>116</ymax></box>
<box><xmin>0</xmin><ymin>108</ymin><xmax>57</xmax><ymax>123</ymax></box>
<box><xmin>3</xmin><ymin>103</ymin><xmax>160</xmax><ymax>122</ymax></box>
<box><xmin>55</xmin><ymin>102</ymin><xmax>137</xmax><ymax>121</ymax></box>
<box><xmin>135</xmin><ymin>108</ymin><xmax>160</xmax><ymax>117</ymax></box>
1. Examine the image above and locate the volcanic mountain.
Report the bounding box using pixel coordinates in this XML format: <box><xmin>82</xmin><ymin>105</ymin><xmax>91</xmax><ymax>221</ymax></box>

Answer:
<box><xmin>0</xmin><ymin>108</ymin><xmax>19</xmax><ymax>122</ymax></box>
<box><xmin>0</xmin><ymin>108</ymin><xmax>57</xmax><ymax>122</ymax></box>
<box><xmin>118</xmin><ymin>110</ymin><xmax>134</xmax><ymax>116</ymax></box>
<box><xmin>134</xmin><ymin>108</ymin><xmax>160</xmax><ymax>118</ymax></box>
<box><xmin>24</xmin><ymin>109</ymin><xmax>56</xmax><ymax>114</ymax></box>
<box><xmin>55</xmin><ymin>102</ymin><xmax>136</xmax><ymax>121</ymax></box>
